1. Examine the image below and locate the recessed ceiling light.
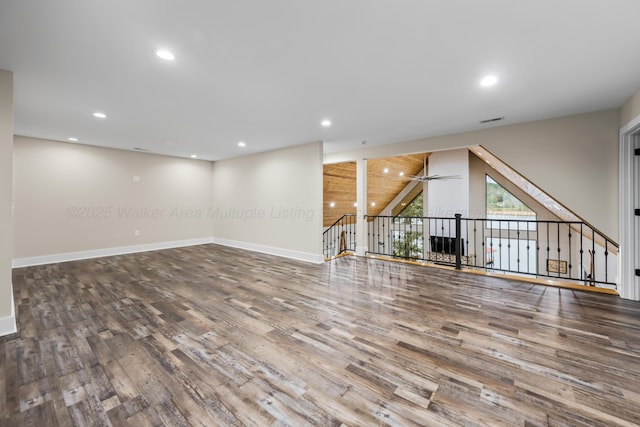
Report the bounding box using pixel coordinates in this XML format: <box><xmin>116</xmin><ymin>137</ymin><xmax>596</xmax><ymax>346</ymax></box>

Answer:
<box><xmin>321</xmin><ymin>119</ymin><xmax>332</xmax><ymax>127</ymax></box>
<box><xmin>480</xmin><ymin>75</ymin><xmax>498</xmax><ymax>87</ymax></box>
<box><xmin>190</xmin><ymin>154</ymin><xmax>197</xmax><ymax>159</ymax></box>
<box><xmin>93</xmin><ymin>112</ymin><xmax>107</xmax><ymax>119</ymax></box>
<box><xmin>399</xmin><ymin>171</ymin><xmax>404</xmax><ymax>176</ymax></box>
<box><xmin>383</xmin><ymin>168</ymin><xmax>389</xmax><ymax>174</ymax></box>
<box><xmin>370</xmin><ymin>202</ymin><xmax>376</xmax><ymax>207</ymax></box>
<box><xmin>353</xmin><ymin>202</ymin><xmax>357</xmax><ymax>207</ymax></box>
<box><xmin>238</xmin><ymin>141</ymin><xmax>246</xmax><ymax>147</ymax></box>
<box><xmin>329</xmin><ymin>202</ymin><xmax>336</xmax><ymax>208</ymax></box>
<box><xmin>67</xmin><ymin>137</ymin><xmax>78</xmax><ymax>142</ymax></box>
<box><xmin>156</xmin><ymin>50</ymin><xmax>175</xmax><ymax>61</ymax></box>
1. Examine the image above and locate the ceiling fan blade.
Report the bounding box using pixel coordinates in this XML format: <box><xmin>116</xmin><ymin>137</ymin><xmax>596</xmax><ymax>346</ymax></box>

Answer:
<box><xmin>406</xmin><ymin>174</ymin><xmax>461</xmax><ymax>182</ymax></box>
<box><xmin>431</xmin><ymin>175</ymin><xmax>461</xmax><ymax>180</ymax></box>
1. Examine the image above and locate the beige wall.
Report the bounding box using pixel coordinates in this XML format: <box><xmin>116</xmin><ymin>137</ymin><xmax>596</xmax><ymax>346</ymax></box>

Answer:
<box><xmin>13</xmin><ymin>136</ymin><xmax>214</xmax><ymax>260</ymax></box>
<box><xmin>621</xmin><ymin>88</ymin><xmax>640</xmax><ymax>128</ymax></box>
<box><xmin>326</xmin><ymin>109</ymin><xmax>620</xmax><ymax>240</ymax></box>
<box><xmin>211</xmin><ymin>142</ymin><xmax>323</xmax><ymax>262</ymax></box>
<box><xmin>0</xmin><ymin>70</ymin><xmax>13</xmax><ymax>327</ymax></box>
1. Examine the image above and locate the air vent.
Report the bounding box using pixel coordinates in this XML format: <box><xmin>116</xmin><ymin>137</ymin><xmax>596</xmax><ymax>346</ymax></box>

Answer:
<box><xmin>479</xmin><ymin>116</ymin><xmax>504</xmax><ymax>124</ymax></box>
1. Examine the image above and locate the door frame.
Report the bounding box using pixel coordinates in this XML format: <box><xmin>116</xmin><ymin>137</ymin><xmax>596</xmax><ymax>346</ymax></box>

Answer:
<box><xmin>619</xmin><ymin>115</ymin><xmax>640</xmax><ymax>300</ymax></box>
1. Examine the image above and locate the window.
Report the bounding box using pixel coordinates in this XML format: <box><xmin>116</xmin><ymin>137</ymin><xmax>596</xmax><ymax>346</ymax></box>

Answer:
<box><xmin>486</xmin><ymin>175</ymin><xmax>536</xmax><ymax>229</ymax></box>
<box><xmin>393</xmin><ymin>230</ymin><xmax>423</xmax><ymax>258</ymax></box>
<box><xmin>394</xmin><ymin>192</ymin><xmax>423</xmax><ymax>225</ymax></box>
<box><xmin>393</xmin><ymin>192</ymin><xmax>424</xmax><ymax>258</ymax></box>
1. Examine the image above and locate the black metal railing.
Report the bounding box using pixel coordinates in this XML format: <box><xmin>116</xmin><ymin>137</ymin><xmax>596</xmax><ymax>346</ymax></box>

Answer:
<box><xmin>323</xmin><ymin>214</ymin><xmax>357</xmax><ymax>259</ymax></box>
<box><xmin>365</xmin><ymin>214</ymin><xmax>618</xmax><ymax>289</ymax></box>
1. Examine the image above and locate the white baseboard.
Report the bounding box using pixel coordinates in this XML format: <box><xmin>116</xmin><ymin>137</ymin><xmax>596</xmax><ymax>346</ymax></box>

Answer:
<box><xmin>12</xmin><ymin>237</ymin><xmax>215</xmax><ymax>268</ymax></box>
<box><xmin>0</xmin><ymin>315</ymin><xmax>16</xmax><ymax>337</ymax></box>
<box><xmin>0</xmin><ymin>280</ymin><xmax>17</xmax><ymax>337</ymax></box>
<box><xmin>212</xmin><ymin>237</ymin><xmax>324</xmax><ymax>264</ymax></box>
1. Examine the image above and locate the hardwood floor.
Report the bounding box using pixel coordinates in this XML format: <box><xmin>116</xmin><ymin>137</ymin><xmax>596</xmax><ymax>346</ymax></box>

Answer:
<box><xmin>2</xmin><ymin>244</ymin><xmax>640</xmax><ymax>426</ymax></box>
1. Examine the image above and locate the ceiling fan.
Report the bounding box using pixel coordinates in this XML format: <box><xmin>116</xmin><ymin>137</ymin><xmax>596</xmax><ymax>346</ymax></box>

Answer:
<box><xmin>403</xmin><ymin>155</ymin><xmax>460</xmax><ymax>182</ymax></box>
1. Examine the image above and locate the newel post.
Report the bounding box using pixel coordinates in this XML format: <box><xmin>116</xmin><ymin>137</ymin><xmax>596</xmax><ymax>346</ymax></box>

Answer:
<box><xmin>455</xmin><ymin>213</ymin><xmax>462</xmax><ymax>270</ymax></box>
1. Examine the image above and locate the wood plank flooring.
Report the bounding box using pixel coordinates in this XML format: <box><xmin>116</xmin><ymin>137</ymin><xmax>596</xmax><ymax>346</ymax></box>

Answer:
<box><xmin>2</xmin><ymin>243</ymin><xmax>640</xmax><ymax>426</ymax></box>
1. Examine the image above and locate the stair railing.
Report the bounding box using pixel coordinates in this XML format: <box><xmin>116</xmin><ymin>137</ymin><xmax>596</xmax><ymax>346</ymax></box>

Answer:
<box><xmin>363</xmin><ymin>214</ymin><xmax>618</xmax><ymax>289</ymax></box>
<box><xmin>322</xmin><ymin>214</ymin><xmax>357</xmax><ymax>259</ymax></box>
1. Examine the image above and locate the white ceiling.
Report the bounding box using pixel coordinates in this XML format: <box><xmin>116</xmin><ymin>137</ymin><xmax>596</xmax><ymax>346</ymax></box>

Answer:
<box><xmin>1</xmin><ymin>1</ymin><xmax>640</xmax><ymax>161</ymax></box>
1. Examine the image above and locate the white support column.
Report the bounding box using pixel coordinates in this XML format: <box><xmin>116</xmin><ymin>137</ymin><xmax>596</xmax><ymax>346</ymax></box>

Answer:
<box><xmin>355</xmin><ymin>158</ymin><xmax>368</xmax><ymax>256</ymax></box>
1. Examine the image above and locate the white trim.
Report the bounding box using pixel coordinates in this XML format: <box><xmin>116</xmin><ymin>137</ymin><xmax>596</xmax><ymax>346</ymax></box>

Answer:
<box><xmin>212</xmin><ymin>237</ymin><xmax>324</xmax><ymax>264</ymax></box>
<box><xmin>0</xmin><ymin>280</ymin><xmax>17</xmax><ymax>337</ymax></box>
<box><xmin>620</xmin><ymin>113</ymin><xmax>640</xmax><ymax>135</ymax></box>
<box><xmin>11</xmin><ymin>237</ymin><xmax>214</xmax><ymax>268</ymax></box>
<box><xmin>619</xmin><ymin>117</ymin><xmax>640</xmax><ymax>300</ymax></box>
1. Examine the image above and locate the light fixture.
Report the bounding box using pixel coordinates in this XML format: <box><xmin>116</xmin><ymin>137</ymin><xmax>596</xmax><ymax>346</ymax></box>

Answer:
<box><xmin>383</xmin><ymin>168</ymin><xmax>389</xmax><ymax>174</ymax></box>
<box><xmin>370</xmin><ymin>202</ymin><xmax>376</xmax><ymax>207</ymax></box>
<box><xmin>399</xmin><ymin>171</ymin><xmax>404</xmax><ymax>176</ymax></box>
<box><xmin>156</xmin><ymin>50</ymin><xmax>175</xmax><ymax>61</ymax></box>
<box><xmin>329</xmin><ymin>202</ymin><xmax>336</xmax><ymax>208</ymax></box>
<box><xmin>353</xmin><ymin>202</ymin><xmax>357</xmax><ymax>207</ymax></box>
<box><xmin>480</xmin><ymin>75</ymin><xmax>498</xmax><ymax>87</ymax></box>
<box><xmin>190</xmin><ymin>154</ymin><xmax>197</xmax><ymax>159</ymax></box>
<box><xmin>238</xmin><ymin>141</ymin><xmax>246</xmax><ymax>147</ymax></box>
<box><xmin>321</xmin><ymin>119</ymin><xmax>332</xmax><ymax>127</ymax></box>
<box><xmin>67</xmin><ymin>137</ymin><xmax>78</xmax><ymax>142</ymax></box>
<box><xmin>93</xmin><ymin>112</ymin><xmax>107</xmax><ymax>119</ymax></box>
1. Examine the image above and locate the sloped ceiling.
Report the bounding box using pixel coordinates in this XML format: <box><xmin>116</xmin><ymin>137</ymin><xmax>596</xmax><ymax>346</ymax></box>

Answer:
<box><xmin>323</xmin><ymin>153</ymin><xmax>426</xmax><ymax>226</ymax></box>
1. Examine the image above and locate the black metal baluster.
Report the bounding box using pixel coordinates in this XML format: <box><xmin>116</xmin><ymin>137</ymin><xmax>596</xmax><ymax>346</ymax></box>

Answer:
<box><xmin>546</xmin><ymin>222</ymin><xmax>550</xmax><ymax>277</ymax></box>
<box><xmin>604</xmin><ymin>237</ymin><xmax>609</xmax><ymax>284</ymax></box>
<box><xmin>465</xmin><ymin>218</ymin><xmax>470</xmax><ymax>266</ymax></box>
<box><xmin>567</xmin><ymin>223</ymin><xmax>572</xmax><ymax>280</ymax></box>
<box><xmin>579</xmin><ymin>223</ymin><xmax>584</xmax><ymax>282</ymax></box>
<box><xmin>556</xmin><ymin>222</ymin><xmax>561</xmax><ymax>278</ymax></box>
<box><xmin>483</xmin><ymin>219</ymin><xmax>487</xmax><ymax>268</ymax></box>
<box><xmin>527</xmin><ymin>221</ymin><xmax>531</xmax><ymax>273</ymax></box>
<box><xmin>455</xmin><ymin>214</ymin><xmax>462</xmax><ymax>270</ymax></box>
<box><xmin>591</xmin><ymin>228</ymin><xmax>596</xmax><ymax>285</ymax></box>
<box><xmin>498</xmin><ymin>219</ymin><xmax>502</xmax><ymax>271</ymax></box>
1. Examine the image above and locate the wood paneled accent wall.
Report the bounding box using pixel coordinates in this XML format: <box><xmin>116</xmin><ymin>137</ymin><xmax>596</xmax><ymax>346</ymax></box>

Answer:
<box><xmin>323</xmin><ymin>162</ymin><xmax>356</xmax><ymax>227</ymax></box>
<box><xmin>323</xmin><ymin>153</ymin><xmax>429</xmax><ymax>227</ymax></box>
<box><xmin>366</xmin><ymin>153</ymin><xmax>428</xmax><ymax>217</ymax></box>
